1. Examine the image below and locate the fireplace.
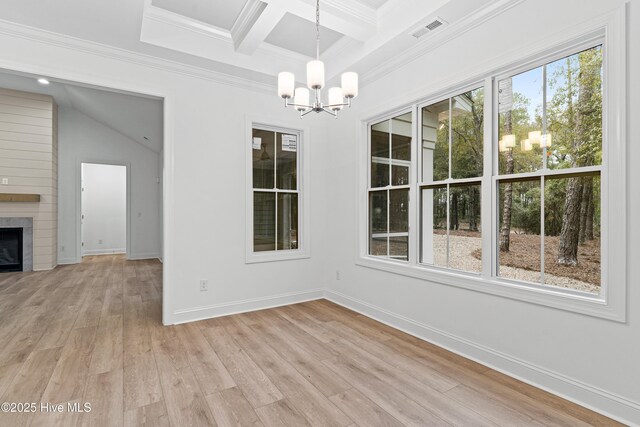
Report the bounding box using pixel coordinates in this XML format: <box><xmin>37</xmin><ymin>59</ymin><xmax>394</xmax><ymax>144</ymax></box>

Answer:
<box><xmin>0</xmin><ymin>218</ymin><xmax>33</xmax><ymax>272</ymax></box>
<box><xmin>0</xmin><ymin>228</ymin><xmax>23</xmax><ymax>272</ymax></box>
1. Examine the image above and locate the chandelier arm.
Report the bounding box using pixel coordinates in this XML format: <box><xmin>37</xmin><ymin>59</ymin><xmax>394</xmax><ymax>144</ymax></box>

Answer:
<box><xmin>321</xmin><ymin>108</ymin><xmax>338</xmax><ymax>117</ymax></box>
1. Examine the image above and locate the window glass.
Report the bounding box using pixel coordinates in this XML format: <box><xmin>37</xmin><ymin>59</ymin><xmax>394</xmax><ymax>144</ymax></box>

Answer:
<box><xmin>451</xmin><ymin>88</ymin><xmax>484</xmax><ymax>179</ymax></box>
<box><xmin>277</xmin><ymin>193</ymin><xmax>298</xmax><ymax>250</ymax></box>
<box><xmin>252</xmin><ymin>129</ymin><xmax>275</xmax><ymax>189</ymax></box>
<box><xmin>276</xmin><ymin>133</ymin><xmax>297</xmax><ymax>190</ymax></box>
<box><xmin>254</xmin><ymin>192</ymin><xmax>276</xmax><ymax>252</ymax></box>
<box><xmin>421</xmin><ymin>99</ymin><xmax>449</xmax><ymax>182</ymax></box>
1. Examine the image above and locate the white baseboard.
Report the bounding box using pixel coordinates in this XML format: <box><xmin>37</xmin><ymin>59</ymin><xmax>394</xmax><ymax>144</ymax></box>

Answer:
<box><xmin>324</xmin><ymin>289</ymin><xmax>640</xmax><ymax>426</ymax></box>
<box><xmin>127</xmin><ymin>252</ymin><xmax>160</xmax><ymax>260</ymax></box>
<box><xmin>170</xmin><ymin>288</ymin><xmax>324</xmax><ymax>325</ymax></box>
<box><xmin>83</xmin><ymin>249</ymin><xmax>126</xmax><ymax>256</ymax></box>
<box><xmin>57</xmin><ymin>258</ymin><xmax>77</xmax><ymax>265</ymax></box>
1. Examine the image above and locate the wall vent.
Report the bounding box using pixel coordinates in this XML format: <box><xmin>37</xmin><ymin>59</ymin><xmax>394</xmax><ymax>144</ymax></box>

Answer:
<box><xmin>411</xmin><ymin>17</ymin><xmax>447</xmax><ymax>39</ymax></box>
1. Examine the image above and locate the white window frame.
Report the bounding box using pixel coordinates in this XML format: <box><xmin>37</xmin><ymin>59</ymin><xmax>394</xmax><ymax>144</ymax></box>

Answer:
<box><xmin>246</xmin><ymin>121</ymin><xmax>310</xmax><ymax>263</ymax></box>
<box><xmin>357</xmin><ymin>9</ymin><xmax>627</xmax><ymax>322</ymax></box>
<box><xmin>367</xmin><ymin>109</ymin><xmax>415</xmax><ymax>262</ymax></box>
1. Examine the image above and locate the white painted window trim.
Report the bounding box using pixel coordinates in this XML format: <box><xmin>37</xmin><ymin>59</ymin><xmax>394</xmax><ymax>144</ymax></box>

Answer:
<box><xmin>245</xmin><ymin>118</ymin><xmax>311</xmax><ymax>263</ymax></box>
<box><xmin>356</xmin><ymin>8</ymin><xmax>627</xmax><ymax>322</ymax></box>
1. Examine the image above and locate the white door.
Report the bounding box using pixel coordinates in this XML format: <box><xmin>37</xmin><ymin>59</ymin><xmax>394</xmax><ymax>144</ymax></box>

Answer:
<box><xmin>81</xmin><ymin>163</ymin><xmax>127</xmax><ymax>256</ymax></box>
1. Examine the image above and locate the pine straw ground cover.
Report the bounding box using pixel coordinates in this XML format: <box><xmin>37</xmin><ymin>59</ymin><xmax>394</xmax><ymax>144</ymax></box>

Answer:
<box><xmin>466</xmin><ymin>232</ymin><xmax>601</xmax><ymax>286</ymax></box>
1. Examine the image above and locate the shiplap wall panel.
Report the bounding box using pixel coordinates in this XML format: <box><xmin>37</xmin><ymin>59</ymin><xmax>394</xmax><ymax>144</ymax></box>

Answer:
<box><xmin>0</xmin><ymin>87</ymin><xmax>57</xmax><ymax>270</ymax></box>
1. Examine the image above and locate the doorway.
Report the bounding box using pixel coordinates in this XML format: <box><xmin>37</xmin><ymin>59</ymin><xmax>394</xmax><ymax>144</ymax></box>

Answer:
<box><xmin>81</xmin><ymin>163</ymin><xmax>128</xmax><ymax>257</ymax></box>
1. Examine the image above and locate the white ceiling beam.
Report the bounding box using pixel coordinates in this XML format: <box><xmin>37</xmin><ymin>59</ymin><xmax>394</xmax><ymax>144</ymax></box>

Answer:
<box><xmin>231</xmin><ymin>0</ymin><xmax>285</xmax><ymax>55</ymax></box>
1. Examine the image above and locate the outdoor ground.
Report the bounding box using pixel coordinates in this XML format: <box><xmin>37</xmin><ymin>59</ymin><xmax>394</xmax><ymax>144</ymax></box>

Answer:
<box><xmin>431</xmin><ymin>230</ymin><xmax>600</xmax><ymax>294</ymax></box>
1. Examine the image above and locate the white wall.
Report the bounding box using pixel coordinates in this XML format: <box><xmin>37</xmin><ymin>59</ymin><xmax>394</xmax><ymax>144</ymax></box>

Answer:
<box><xmin>81</xmin><ymin>163</ymin><xmax>126</xmax><ymax>255</ymax></box>
<box><xmin>58</xmin><ymin>108</ymin><xmax>161</xmax><ymax>263</ymax></box>
<box><xmin>0</xmin><ymin>20</ymin><xmax>328</xmax><ymax>325</ymax></box>
<box><xmin>321</xmin><ymin>0</ymin><xmax>639</xmax><ymax>424</ymax></box>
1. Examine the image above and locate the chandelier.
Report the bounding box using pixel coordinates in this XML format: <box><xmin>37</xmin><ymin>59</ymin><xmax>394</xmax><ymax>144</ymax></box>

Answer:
<box><xmin>277</xmin><ymin>0</ymin><xmax>358</xmax><ymax>118</ymax></box>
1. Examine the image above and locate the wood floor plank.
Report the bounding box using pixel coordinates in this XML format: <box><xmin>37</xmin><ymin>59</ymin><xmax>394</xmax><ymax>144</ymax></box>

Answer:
<box><xmin>152</xmin><ymin>337</ymin><xmax>217</xmax><ymax>427</ymax></box>
<box><xmin>90</xmin><ymin>314</ymin><xmax>124</xmax><ymax>374</ymax></box>
<box><xmin>329</xmin><ymin>338</ymin><xmax>497</xmax><ymax>426</ymax></box>
<box><xmin>219</xmin><ymin>315</ymin><xmax>352</xmax><ymax>427</ymax></box>
<box><xmin>206</xmin><ymin>387</ymin><xmax>264</xmax><ymax>427</ymax></box>
<box><xmin>241</xmin><ymin>315</ymin><xmax>351</xmax><ymax>397</ymax></box>
<box><xmin>124</xmin><ymin>401</ymin><xmax>170</xmax><ymax>427</ymax></box>
<box><xmin>329</xmin><ymin>388</ymin><xmax>405</xmax><ymax>427</ymax></box>
<box><xmin>176</xmin><ymin>322</ymin><xmax>236</xmax><ymax>395</ymax></box>
<box><xmin>41</xmin><ymin>326</ymin><xmax>97</xmax><ymax>404</ymax></box>
<box><xmin>255</xmin><ymin>399</ymin><xmax>312</xmax><ymax>427</ymax></box>
<box><xmin>81</xmin><ymin>369</ymin><xmax>124</xmax><ymax>427</ymax></box>
<box><xmin>123</xmin><ymin>348</ymin><xmax>163</xmax><ymax>411</ymax></box>
<box><xmin>323</xmin><ymin>356</ymin><xmax>451</xmax><ymax>426</ymax></box>
<box><xmin>0</xmin><ymin>256</ymin><xmax>620</xmax><ymax>427</ymax></box>
<box><xmin>200</xmin><ymin>324</ymin><xmax>284</xmax><ymax>408</ymax></box>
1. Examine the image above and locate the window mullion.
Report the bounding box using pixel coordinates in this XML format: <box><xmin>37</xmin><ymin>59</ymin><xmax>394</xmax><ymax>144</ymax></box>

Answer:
<box><xmin>483</xmin><ymin>76</ymin><xmax>495</xmax><ymax>280</ymax></box>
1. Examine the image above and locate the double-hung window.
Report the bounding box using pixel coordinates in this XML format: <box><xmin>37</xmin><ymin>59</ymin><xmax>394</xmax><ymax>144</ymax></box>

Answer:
<box><xmin>250</xmin><ymin>126</ymin><xmax>301</xmax><ymax>257</ymax></box>
<box><xmin>369</xmin><ymin>113</ymin><xmax>412</xmax><ymax>261</ymax></box>
<box><xmin>362</xmin><ymin>30</ymin><xmax>626</xmax><ymax>320</ymax></box>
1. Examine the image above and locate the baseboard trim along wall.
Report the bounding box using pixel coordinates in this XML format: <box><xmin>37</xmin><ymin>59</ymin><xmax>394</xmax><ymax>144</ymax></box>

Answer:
<box><xmin>127</xmin><ymin>252</ymin><xmax>161</xmax><ymax>260</ymax></box>
<box><xmin>171</xmin><ymin>288</ymin><xmax>324</xmax><ymax>325</ymax></box>
<box><xmin>82</xmin><ymin>248</ymin><xmax>126</xmax><ymax>256</ymax></box>
<box><xmin>323</xmin><ymin>290</ymin><xmax>640</xmax><ymax>426</ymax></box>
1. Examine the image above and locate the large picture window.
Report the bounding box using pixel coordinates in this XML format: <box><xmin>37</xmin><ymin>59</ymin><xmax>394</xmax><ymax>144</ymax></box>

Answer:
<box><xmin>251</xmin><ymin>127</ymin><xmax>300</xmax><ymax>253</ymax></box>
<box><xmin>360</xmin><ymin>36</ymin><xmax>625</xmax><ymax>319</ymax></box>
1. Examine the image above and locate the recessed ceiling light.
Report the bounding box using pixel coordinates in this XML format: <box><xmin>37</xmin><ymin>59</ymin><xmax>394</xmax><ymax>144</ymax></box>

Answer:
<box><xmin>37</xmin><ymin>78</ymin><xmax>50</xmax><ymax>85</ymax></box>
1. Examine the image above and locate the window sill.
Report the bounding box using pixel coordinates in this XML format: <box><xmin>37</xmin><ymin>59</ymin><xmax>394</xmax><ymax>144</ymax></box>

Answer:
<box><xmin>356</xmin><ymin>256</ymin><xmax>624</xmax><ymax>322</ymax></box>
<box><xmin>246</xmin><ymin>249</ymin><xmax>310</xmax><ymax>264</ymax></box>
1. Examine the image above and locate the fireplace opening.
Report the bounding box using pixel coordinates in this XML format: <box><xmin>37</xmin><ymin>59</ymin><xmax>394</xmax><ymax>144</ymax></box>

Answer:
<box><xmin>0</xmin><ymin>228</ymin><xmax>23</xmax><ymax>273</ymax></box>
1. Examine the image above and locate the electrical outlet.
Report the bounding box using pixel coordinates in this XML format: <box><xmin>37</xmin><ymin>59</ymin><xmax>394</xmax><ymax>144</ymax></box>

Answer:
<box><xmin>199</xmin><ymin>279</ymin><xmax>208</xmax><ymax>291</ymax></box>
<box><xmin>98</xmin><ymin>239</ymin><xmax>103</xmax><ymax>244</ymax></box>
<box><xmin>1</xmin><ymin>178</ymin><xmax>8</xmax><ymax>185</ymax></box>
<box><xmin>336</xmin><ymin>270</ymin><xmax>341</xmax><ymax>280</ymax></box>
<box><xmin>61</xmin><ymin>245</ymin><xmax>65</xmax><ymax>252</ymax></box>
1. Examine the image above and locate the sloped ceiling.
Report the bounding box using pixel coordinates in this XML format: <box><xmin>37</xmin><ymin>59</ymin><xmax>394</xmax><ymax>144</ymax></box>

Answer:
<box><xmin>0</xmin><ymin>71</ymin><xmax>163</xmax><ymax>153</ymax></box>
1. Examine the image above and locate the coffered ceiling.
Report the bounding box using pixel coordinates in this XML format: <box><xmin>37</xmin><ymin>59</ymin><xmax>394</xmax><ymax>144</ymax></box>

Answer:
<box><xmin>0</xmin><ymin>0</ymin><xmax>521</xmax><ymax>88</ymax></box>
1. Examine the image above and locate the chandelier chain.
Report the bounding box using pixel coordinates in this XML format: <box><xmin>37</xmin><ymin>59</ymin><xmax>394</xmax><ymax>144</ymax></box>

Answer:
<box><xmin>315</xmin><ymin>0</ymin><xmax>320</xmax><ymax>60</ymax></box>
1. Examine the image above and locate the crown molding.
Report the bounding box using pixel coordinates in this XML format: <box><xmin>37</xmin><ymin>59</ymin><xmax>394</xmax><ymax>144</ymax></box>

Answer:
<box><xmin>360</xmin><ymin>0</ymin><xmax>527</xmax><ymax>86</ymax></box>
<box><xmin>0</xmin><ymin>19</ymin><xmax>276</xmax><ymax>95</ymax></box>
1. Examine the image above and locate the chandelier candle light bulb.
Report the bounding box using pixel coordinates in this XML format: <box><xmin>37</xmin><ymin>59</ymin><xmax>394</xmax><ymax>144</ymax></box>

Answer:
<box><xmin>277</xmin><ymin>0</ymin><xmax>358</xmax><ymax>117</ymax></box>
<box><xmin>278</xmin><ymin>72</ymin><xmax>295</xmax><ymax>99</ymax></box>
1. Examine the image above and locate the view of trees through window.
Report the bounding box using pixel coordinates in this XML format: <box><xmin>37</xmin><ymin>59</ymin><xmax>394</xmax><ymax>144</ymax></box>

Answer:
<box><xmin>497</xmin><ymin>45</ymin><xmax>602</xmax><ymax>292</ymax></box>
<box><xmin>366</xmin><ymin>44</ymin><xmax>604</xmax><ymax>295</ymax></box>
<box><xmin>421</xmin><ymin>88</ymin><xmax>483</xmax><ymax>273</ymax></box>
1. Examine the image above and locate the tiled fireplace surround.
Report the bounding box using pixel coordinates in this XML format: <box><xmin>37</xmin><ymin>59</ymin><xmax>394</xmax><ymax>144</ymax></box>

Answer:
<box><xmin>0</xmin><ymin>217</ymin><xmax>33</xmax><ymax>272</ymax></box>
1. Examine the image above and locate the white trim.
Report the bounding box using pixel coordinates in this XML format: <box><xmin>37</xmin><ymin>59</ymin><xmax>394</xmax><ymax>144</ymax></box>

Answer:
<box><xmin>245</xmin><ymin>117</ymin><xmax>311</xmax><ymax>264</ymax></box>
<box><xmin>324</xmin><ymin>290</ymin><xmax>640</xmax><ymax>426</ymax></box>
<box><xmin>128</xmin><ymin>252</ymin><xmax>161</xmax><ymax>261</ymax></box>
<box><xmin>82</xmin><ymin>249</ymin><xmax>126</xmax><ymax>256</ymax></box>
<box><xmin>357</xmin><ymin>6</ymin><xmax>627</xmax><ymax>322</ymax></box>
<box><xmin>170</xmin><ymin>289</ymin><xmax>324</xmax><ymax>325</ymax></box>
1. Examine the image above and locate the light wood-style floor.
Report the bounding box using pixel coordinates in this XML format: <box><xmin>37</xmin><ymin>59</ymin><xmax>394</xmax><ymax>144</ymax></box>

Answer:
<box><xmin>0</xmin><ymin>255</ymin><xmax>622</xmax><ymax>426</ymax></box>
